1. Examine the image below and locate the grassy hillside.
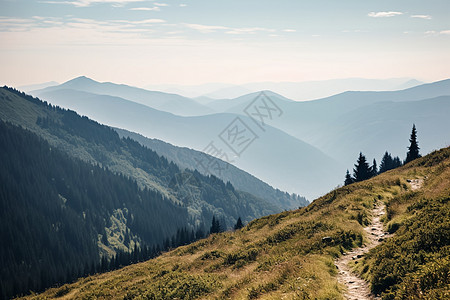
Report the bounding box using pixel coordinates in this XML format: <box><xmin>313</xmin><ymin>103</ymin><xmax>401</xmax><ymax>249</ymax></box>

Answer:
<box><xmin>22</xmin><ymin>147</ymin><xmax>450</xmax><ymax>299</ymax></box>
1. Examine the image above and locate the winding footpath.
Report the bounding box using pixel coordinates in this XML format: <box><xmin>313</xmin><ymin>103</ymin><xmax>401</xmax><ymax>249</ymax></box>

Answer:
<box><xmin>335</xmin><ymin>179</ymin><xmax>424</xmax><ymax>300</ymax></box>
<box><xmin>335</xmin><ymin>203</ymin><xmax>388</xmax><ymax>300</ymax></box>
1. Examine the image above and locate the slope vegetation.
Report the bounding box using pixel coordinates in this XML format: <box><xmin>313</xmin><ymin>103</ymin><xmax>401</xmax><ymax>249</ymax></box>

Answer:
<box><xmin>22</xmin><ymin>146</ymin><xmax>450</xmax><ymax>299</ymax></box>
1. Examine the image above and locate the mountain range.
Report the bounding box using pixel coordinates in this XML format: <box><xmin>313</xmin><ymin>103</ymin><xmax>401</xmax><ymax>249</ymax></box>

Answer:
<box><xmin>146</xmin><ymin>77</ymin><xmax>423</xmax><ymax>100</ymax></box>
<box><xmin>0</xmin><ymin>86</ymin><xmax>309</xmax><ymax>299</ymax></box>
<box><xmin>31</xmin><ymin>76</ymin><xmax>450</xmax><ymax>199</ymax></box>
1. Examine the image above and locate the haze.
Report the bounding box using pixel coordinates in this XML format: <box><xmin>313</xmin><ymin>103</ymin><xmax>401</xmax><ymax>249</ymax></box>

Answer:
<box><xmin>1</xmin><ymin>0</ymin><xmax>450</xmax><ymax>88</ymax></box>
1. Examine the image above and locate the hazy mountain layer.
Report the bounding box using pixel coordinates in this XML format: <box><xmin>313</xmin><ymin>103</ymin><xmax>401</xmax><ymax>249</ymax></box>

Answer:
<box><xmin>32</xmin><ymin>87</ymin><xmax>341</xmax><ymax>199</ymax></box>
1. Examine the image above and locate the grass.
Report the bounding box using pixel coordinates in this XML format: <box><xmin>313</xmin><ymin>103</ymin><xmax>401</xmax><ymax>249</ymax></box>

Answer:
<box><xmin>19</xmin><ymin>147</ymin><xmax>450</xmax><ymax>299</ymax></box>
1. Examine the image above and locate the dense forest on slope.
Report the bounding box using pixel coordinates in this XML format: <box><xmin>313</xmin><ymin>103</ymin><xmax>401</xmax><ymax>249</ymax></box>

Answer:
<box><xmin>0</xmin><ymin>120</ymin><xmax>189</xmax><ymax>299</ymax></box>
<box><xmin>21</xmin><ymin>145</ymin><xmax>450</xmax><ymax>298</ymax></box>
<box><xmin>0</xmin><ymin>86</ymin><xmax>279</xmax><ymax>227</ymax></box>
<box><xmin>116</xmin><ymin>128</ymin><xmax>308</xmax><ymax>209</ymax></box>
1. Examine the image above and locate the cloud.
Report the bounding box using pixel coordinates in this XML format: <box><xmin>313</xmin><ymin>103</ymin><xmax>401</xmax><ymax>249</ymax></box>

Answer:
<box><xmin>411</xmin><ymin>15</ymin><xmax>432</xmax><ymax>20</ymax></box>
<box><xmin>154</xmin><ymin>2</ymin><xmax>168</xmax><ymax>7</ymax></box>
<box><xmin>424</xmin><ymin>30</ymin><xmax>450</xmax><ymax>36</ymax></box>
<box><xmin>368</xmin><ymin>11</ymin><xmax>403</xmax><ymax>18</ymax></box>
<box><xmin>183</xmin><ymin>23</ymin><xmax>276</xmax><ymax>35</ymax></box>
<box><xmin>115</xmin><ymin>19</ymin><xmax>166</xmax><ymax>24</ymax></box>
<box><xmin>40</xmin><ymin>0</ymin><xmax>145</xmax><ymax>7</ymax></box>
<box><xmin>184</xmin><ymin>23</ymin><xmax>229</xmax><ymax>33</ymax></box>
<box><xmin>130</xmin><ymin>7</ymin><xmax>160</xmax><ymax>11</ymax></box>
<box><xmin>179</xmin><ymin>4</ymin><xmax>187</xmax><ymax>7</ymax></box>
<box><xmin>225</xmin><ymin>27</ymin><xmax>275</xmax><ymax>35</ymax></box>
<box><xmin>282</xmin><ymin>29</ymin><xmax>296</xmax><ymax>32</ymax></box>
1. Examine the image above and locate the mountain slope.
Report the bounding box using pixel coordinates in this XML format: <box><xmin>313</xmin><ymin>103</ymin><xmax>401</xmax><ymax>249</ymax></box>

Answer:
<box><xmin>26</xmin><ymin>87</ymin><xmax>340</xmax><ymax>199</ymax></box>
<box><xmin>115</xmin><ymin>128</ymin><xmax>308</xmax><ymax>209</ymax></box>
<box><xmin>32</xmin><ymin>76</ymin><xmax>214</xmax><ymax>116</ymax></box>
<box><xmin>0</xmin><ymin>120</ymin><xmax>189</xmax><ymax>300</ymax></box>
<box><xmin>0</xmin><ymin>86</ymin><xmax>282</xmax><ymax>222</ymax></box>
<box><xmin>22</xmin><ymin>146</ymin><xmax>450</xmax><ymax>299</ymax></box>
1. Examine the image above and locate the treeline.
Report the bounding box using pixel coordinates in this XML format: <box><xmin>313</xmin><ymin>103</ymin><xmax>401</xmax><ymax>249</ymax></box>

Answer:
<box><xmin>344</xmin><ymin>124</ymin><xmax>421</xmax><ymax>185</ymax></box>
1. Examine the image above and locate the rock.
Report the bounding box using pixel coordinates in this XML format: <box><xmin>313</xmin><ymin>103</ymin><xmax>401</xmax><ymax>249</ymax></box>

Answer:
<box><xmin>322</xmin><ymin>236</ymin><xmax>332</xmax><ymax>243</ymax></box>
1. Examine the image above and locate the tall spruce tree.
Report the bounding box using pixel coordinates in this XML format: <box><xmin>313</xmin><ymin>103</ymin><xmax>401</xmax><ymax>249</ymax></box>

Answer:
<box><xmin>379</xmin><ymin>151</ymin><xmax>393</xmax><ymax>174</ymax></box>
<box><xmin>210</xmin><ymin>216</ymin><xmax>221</xmax><ymax>234</ymax></box>
<box><xmin>234</xmin><ymin>217</ymin><xmax>244</xmax><ymax>230</ymax></box>
<box><xmin>344</xmin><ymin>169</ymin><xmax>354</xmax><ymax>186</ymax></box>
<box><xmin>405</xmin><ymin>124</ymin><xmax>421</xmax><ymax>164</ymax></box>
<box><xmin>371</xmin><ymin>159</ymin><xmax>378</xmax><ymax>176</ymax></box>
<box><xmin>353</xmin><ymin>152</ymin><xmax>372</xmax><ymax>182</ymax></box>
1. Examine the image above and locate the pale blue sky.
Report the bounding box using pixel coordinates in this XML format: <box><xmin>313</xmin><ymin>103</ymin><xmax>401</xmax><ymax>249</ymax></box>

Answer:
<box><xmin>1</xmin><ymin>0</ymin><xmax>449</xmax><ymax>87</ymax></box>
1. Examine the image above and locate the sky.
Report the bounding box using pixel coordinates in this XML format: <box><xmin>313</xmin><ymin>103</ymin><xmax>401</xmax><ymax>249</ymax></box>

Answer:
<box><xmin>1</xmin><ymin>0</ymin><xmax>449</xmax><ymax>87</ymax></box>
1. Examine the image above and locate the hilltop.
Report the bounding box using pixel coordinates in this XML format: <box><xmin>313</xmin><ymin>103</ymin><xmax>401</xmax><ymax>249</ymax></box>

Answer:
<box><xmin>21</xmin><ymin>146</ymin><xmax>450</xmax><ymax>299</ymax></box>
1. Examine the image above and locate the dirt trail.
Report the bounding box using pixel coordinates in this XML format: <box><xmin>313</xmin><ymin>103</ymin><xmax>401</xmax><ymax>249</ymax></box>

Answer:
<box><xmin>335</xmin><ymin>179</ymin><xmax>424</xmax><ymax>300</ymax></box>
<box><xmin>335</xmin><ymin>204</ymin><xmax>390</xmax><ymax>300</ymax></box>
<box><xmin>408</xmin><ymin>178</ymin><xmax>424</xmax><ymax>191</ymax></box>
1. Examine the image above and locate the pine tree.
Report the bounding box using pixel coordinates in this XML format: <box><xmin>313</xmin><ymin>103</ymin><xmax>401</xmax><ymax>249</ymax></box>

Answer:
<box><xmin>371</xmin><ymin>159</ymin><xmax>378</xmax><ymax>176</ymax></box>
<box><xmin>353</xmin><ymin>152</ymin><xmax>372</xmax><ymax>182</ymax></box>
<box><xmin>405</xmin><ymin>124</ymin><xmax>421</xmax><ymax>164</ymax></box>
<box><xmin>379</xmin><ymin>151</ymin><xmax>393</xmax><ymax>173</ymax></box>
<box><xmin>210</xmin><ymin>216</ymin><xmax>221</xmax><ymax>234</ymax></box>
<box><xmin>234</xmin><ymin>217</ymin><xmax>244</xmax><ymax>230</ymax></box>
<box><xmin>344</xmin><ymin>169</ymin><xmax>354</xmax><ymax>186</ymax></box>
<box><xmin>393</xmin><ymin>156</ymin><xmax>402</xmax><ymax>168</ymax></box>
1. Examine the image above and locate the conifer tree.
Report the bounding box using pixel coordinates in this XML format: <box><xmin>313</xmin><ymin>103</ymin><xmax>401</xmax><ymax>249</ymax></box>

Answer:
<box><xmin>210</xmin><ymin>216</ymin><xmax>221</xmax><ymax>234</ymax></box>
<box><xmin>234</xmin><ymin>217</ymin><xmax>244</xmax><ymax>230</ymax></box>
<box><xmin>344</xmin><ymin>169</ymin><xmax>354</xmax><ymax>186</ymax></box>
<box><xmin>371</xmin><ymin>159</ymin><xmax>378</xmax><ymax>176</ymax></box>
<box><xmin>393</xmin><ymin>156</ymin><xmax>402</xmax><ymax>168</ymax></box>
<box><xmin>379</xmin><ymin>151</ymin><xmax>393</xmax><ymax>174</ymax></box>
<box><xmin>353</xmin><ymin>152</ymin><xmax>372</xmax><ymax>182</ymax></box>
<box><xmin>405</xmin><ymin>124</ymin><xmax>421</xmax><ymax>164</ymax></box>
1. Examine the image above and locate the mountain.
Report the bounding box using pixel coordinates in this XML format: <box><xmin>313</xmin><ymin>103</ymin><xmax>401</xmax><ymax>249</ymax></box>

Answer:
<box><xmin>114</xmin><ymin>128</ymin><xmax>308</xmax><ymax>209</ymax></box>
<box><xmin>28</xmin><ymin>88</ymin><xmax>340</xmax><ymax>199</ymax></box>
<box><xmin>32</xmin><ymin>76</ymin><xmax>214</xmax><ymax>116</ymax></box>
<box><xmin>209</xmin><ymin>79</ymin><xmax>450</xmax><ymax>168</ymax></box>
<box><xmin>0</xmin><ymin>86</ymin><xmax>293</xmax><ymax>299</ymax></box>
<box><xmin>21</xmin><ymin>145</ymin><xmax>450</xmax><ymax>300</ymax></box>
<box><xmin>0</xmin><ymin>120</ymin><xmax>189</xmax><ymax>299</ymax></box>
<box><xmin>146</xmin><ymin>78</ymin><xmax>423</xmax><ymax>101</ymax></box>
<box><xmin>18</xmin><ymin>81</ymin><xmax>58</xmax><ymax>92</ymax></box>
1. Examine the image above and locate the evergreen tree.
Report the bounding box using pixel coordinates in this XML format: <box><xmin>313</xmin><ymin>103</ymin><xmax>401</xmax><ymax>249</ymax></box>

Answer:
<box><xmin>234</xmin><ymin>217</ymin><xmax>244</xmax><ymax>230</ymax></box>
<box><xmin>344</xmin><ymin>169</ymin><xmax>354</xmax><ymax>186</ymax></box>
<box><xmin>209</xmin><ymin>216</ymin><xmax>221</xmax><ymax>234</ymax></box>
<box><xmin>371</xmin><ymin>159</ymin><xmax>378</xmax><ymax>176</ymax></box>
<box><xmin>379</xmin><ymin>151</ymin><xmax>393</xmax><ymax>174</ymax></box>
<box><xmin>405</xmin><ymin>124</ymin><xmax>421</xmax><ymax>164</ymax></box>
<box><xmin>393</xmin><ymin>156</ymin><xmax>402</xmax><ymax>168</ymax></box>
<box><xmin>353</xmin><ymin>152</ymin><xmax>372</xmax><ymax>182</ymax></box>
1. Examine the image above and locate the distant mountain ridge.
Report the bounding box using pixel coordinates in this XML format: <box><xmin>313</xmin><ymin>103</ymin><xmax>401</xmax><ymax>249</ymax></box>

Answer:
<box><xmin>33</xmin><ymin>76</ymin><xmax>214</xmax><ymax>116</ymax></box>
<box><xmin>115</xmin><ymin>128</ymin><xmax>308</xmax><ymax>209</ymax></box>
<box><xmin>146</xmin><ymin>77</ymin><xmax>423</xmax><ymax>100</ymax></box>
<box><xmin>30</xmin><ymin>76</ymin><xmax>450</xmax><ymax>198</ymax></box>
<box><xmin>31</xmin><ymin>86</ymin><xmax>341</xmax><ymax>199</ymax></box>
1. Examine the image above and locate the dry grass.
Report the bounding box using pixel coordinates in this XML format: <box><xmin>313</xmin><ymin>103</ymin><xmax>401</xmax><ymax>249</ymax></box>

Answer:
<box><xmin>20</xmin><ymin>147</ymin><xmax>450</xmax><ymax>300</ymax></box>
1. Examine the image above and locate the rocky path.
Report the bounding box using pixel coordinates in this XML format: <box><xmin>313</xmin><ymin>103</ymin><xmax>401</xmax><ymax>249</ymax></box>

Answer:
<box><xmin>335</xmin><ymin>204</ymin><xmax>389</xmax><ymax>300</ymax></box>
<box><xmin>335</xmin><ymin>178</ymin><xmax>424</xmax><ymax>299</ymax></box>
